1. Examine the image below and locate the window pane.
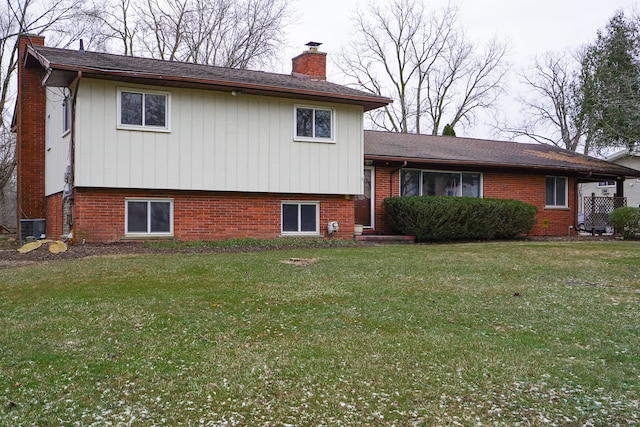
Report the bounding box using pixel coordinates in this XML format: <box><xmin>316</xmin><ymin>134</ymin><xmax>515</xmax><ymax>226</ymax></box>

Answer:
<box><xmin>300</xmin><ymin>204</ymin><xmax>317</xmax><ymax>232</ymax></box>
<box><xmin>555</xmin><ymin>177</ymin><xmax>566</xmax><ymax>206</ymax></box>
<box><xmin>282</xmin><ymin>204</ymin><xmax>299</xmax><ymax>232</ymax></box>
<box><xmin>63</xmin><ymin>98</ymin><xmax>71</xmax><ymax>132</ymax></box>
<box><xmin>546</xmin><ymin>177</ymin><xmax>556</xmax><ymax>205</ymax></box>
<box><xmin>150</xmin><ymin>202</ymin><xmax>171</xmax><ymax>233</ymax></box>
<box><xmin>145</xmin><ymin>94</ymin><xmax>166</xmax><ymax>127</ymax></box>
<box><xmin>127</xmin><ymin>201</ymin><xmax>148</xmax><ymax>232</ymax></box>
<box><xmin>401</xmin><ymin>170</ymin><xmax>421</xmax><ymax>196</ymax></box>
<box><xmin>424</xmin><ymin>172</ymin><xmax>460</xmax><ymax>196</ymax></box>
<box><xmin>121</xmin><ymin>92</ymin><xmax>143</xmax><ymax>125</ymax></box>
<box><xmin>462</xmin><ymin>173</ymin><xmax>480</xmax><ymax>197</ymax></box>
<box><xmin>296</xmin><ymin>108</ymin><xmax>313</xmax><ymax>137</ymax></box>
<box><xmin>314</xmin><ymin>109</ymin><xmax>332</xmax><ymax>138</ymax></box>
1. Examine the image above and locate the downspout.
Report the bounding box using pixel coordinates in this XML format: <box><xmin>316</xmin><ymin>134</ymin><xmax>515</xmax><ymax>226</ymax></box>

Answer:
<box><xmin>573</xmin><ymin>178</ymin><xmax>580</xmax><ymax>231</ymax></box>
<box><xmin>63</xmin><ymin>71</ymin><xmax>81</xmax><ymax>241</ymax></box>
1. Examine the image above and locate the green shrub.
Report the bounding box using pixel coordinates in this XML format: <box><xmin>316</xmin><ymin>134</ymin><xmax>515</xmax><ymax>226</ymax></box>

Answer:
<box><xmin>383</xmin><ymin>196</ymin><xmax>537</xmax><ymax>242</ymax></box>
<box><xmin>609</xmin><ymin>207</ymin><xmax>640</xmax><ymax>239</ymax></box>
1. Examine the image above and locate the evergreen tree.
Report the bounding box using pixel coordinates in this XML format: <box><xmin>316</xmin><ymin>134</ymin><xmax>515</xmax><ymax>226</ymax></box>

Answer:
<box><xmin>581</xmin><ymin>11</ymin><xmax>640</xmax><ymax>152</ymax></box>
<box><xmin>442</xmin><ymin>124</ymin><xmax>456</xmax><ymax>136</ymax></box>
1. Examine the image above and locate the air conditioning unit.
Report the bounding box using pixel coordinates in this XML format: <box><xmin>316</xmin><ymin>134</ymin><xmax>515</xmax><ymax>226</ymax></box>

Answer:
<box><xmin>20</xmin><ymin>219</ymin><xmax>46</xmax><ymax>245</ymax></box>
<box><xmin>602</xmin><ymin>188</ymin><xmax>609</xmax><ymax>194</ymax></box>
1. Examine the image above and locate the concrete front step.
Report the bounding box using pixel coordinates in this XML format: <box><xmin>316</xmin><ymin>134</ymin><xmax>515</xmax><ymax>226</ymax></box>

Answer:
<box><xmin>355</xmin><ymin>235</ymin><xmax>415</xmax><ymax>244</ymax></box>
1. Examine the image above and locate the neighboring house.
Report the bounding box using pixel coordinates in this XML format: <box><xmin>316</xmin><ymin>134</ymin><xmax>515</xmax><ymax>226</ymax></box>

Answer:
<box><xmin>360</xmin><ymin>131</ymin><xmax>640</xmax><ymax>237</ymax></box>
<box><xmin>14</xmin><ymin>35</ymin><xmax>640</xmax><ymax>242</ymax></box>
<box><xmin>14</xmin><ymin>35</ymin><xmax>390</xmax><ymax>243</ymax></box>
<box><xmin>579</xmin><ymin>150</ymin><xmax>640</xmax><ymax>210</ymax></box>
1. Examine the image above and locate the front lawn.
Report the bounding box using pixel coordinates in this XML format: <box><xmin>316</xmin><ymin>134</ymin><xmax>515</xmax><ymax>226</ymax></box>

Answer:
<box><xmin>1</xmin><ymin>242</ymin><xmax>639</xmax><ymax>425</ymax></box>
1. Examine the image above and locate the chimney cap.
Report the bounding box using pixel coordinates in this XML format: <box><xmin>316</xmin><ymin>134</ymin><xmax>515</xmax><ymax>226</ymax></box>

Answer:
<box><xmin>305</xmin><ymin>41</ymin><xmax>322</xmax><ymax>52</ymax></box>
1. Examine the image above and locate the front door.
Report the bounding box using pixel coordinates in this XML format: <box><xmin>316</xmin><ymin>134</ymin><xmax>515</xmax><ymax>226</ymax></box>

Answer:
<box><xmin>354</xmin><ymin>167</ymin><xmax>374</xmax><ymax>227</ymax></box>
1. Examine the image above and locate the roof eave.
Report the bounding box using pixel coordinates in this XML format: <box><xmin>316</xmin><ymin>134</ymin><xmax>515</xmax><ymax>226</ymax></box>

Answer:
<box><xmin>364</xmin><ymin>154</ymin><xmax>640</xmax><ymax>179</ymax></box>
<box><xmin>39</xmin><ymin>59</ymin><xmax>392</xmax><ymax>111</ymax></box>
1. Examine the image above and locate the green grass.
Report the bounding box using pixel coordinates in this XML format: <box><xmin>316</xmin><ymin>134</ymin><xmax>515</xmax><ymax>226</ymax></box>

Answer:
<box><xmin>1</xmin><ymin>241</ymin><xmax>639</xmax><ymax>426</ymax></box>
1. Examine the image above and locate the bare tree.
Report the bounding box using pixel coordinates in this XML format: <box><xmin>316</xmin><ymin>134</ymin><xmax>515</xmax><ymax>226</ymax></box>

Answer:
<box><xmin>1</xmin><ymin>0</ymin><xmax>85</xmax><ymax>192</ymax></box>
<box><xmin>133</xmin><ymin>0</ymin><xmax>290</xmax><ymax>69</ymax></box>
<box><xmin>81</xmin><ymin>0</ymin><xmax>138</xmax><ymax>54</ymax></box>
<box><xmin>501</xmin><ymin>51</ymin><xmax>594</xmax><ymax>155</ymax></box>
<box><xmin>505</xmin><ymin>11</ymin><xmax>640</xmax><ymax>156</ymax></box>
<box><xmin>337</xmin><ymin>0</ymin><xmax>508</xmax><ymax>135</ymax></box>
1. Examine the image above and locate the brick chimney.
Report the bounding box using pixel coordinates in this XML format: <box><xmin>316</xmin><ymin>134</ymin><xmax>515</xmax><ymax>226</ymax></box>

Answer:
<box><xmin>15</xmin><ymin>34</ymin><xmax>47</xmax><ymax>227</ymax></box>
<box><xmin>292</xmin><ymin>42</ymin><xmax>326</xmax><ymax>81</ymax></box>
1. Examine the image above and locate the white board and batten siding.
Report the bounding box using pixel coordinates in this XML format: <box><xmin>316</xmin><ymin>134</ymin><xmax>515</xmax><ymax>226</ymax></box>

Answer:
<box><xmin>44</xmin><ymin>88</ymin><xmax>71</xmax><ymax>196</ymax></box>
<box><xmin>72</xmin><ymin>79</ymin><xmax>365</xmax><ymax>196</ymax></box>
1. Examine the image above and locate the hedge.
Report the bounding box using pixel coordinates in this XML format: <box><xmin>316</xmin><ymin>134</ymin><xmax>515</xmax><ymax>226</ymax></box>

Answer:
<box><xmin>609</xmin><ymin>207</ymin><xmax>640</xmax><ymax>239</ymax></box>
<box><xmin>383</xmin><ymin>196</ymin><xmax>537</xmax><ymax>242</ymax></box>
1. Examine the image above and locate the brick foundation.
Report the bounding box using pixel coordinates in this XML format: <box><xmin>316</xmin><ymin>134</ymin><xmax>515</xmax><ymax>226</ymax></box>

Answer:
<box><xmin>71</xmin><ymin>188</ymin><xmax>355</xmax><ymax>243</ymax></box>
<box><xmin>45</xmin><ymin>193</ymin><xmax>64</xmax><ymax>240</ymax></box>
<box><xmin>372</xmin><ymin>167</ymin><xmax>577</xmax><ymax>237</ymax></box>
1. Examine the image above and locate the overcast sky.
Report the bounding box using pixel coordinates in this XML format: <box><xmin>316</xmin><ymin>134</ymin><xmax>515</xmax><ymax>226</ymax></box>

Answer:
<box><xmin>278</xmin><ymin>0</ymin><xmax>638</xmax><ymax>140</ymax></box>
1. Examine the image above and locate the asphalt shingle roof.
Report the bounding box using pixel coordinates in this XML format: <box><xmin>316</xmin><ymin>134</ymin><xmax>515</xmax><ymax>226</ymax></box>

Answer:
<box><xmin>27</xmin><ymin>45</ymin><xmax>391</xmax><ymax>111</ymax></box>
<box><xmin>364</xmin><ymin>130</ymin><xmax>640</xmax><ymax>179</ymax></box>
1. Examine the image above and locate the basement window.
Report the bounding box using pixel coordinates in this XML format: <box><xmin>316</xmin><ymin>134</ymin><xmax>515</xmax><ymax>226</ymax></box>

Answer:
<box><xmin>118</xmin><ymin>88</ymin><xmax>170</xmax><ymax>131</ymax></box>
<box><xmin>282</xmin><ymin>202</ymin><xmax>319</xmax><ymax>235</ymax></box>
<box><xmin>126</xmin><ymin>199</ymin><xmax>173</xmax><ymax>236</ymax></box>
<box><xmin>294</xmin><ymin>106</ymin><xmax>334</xmax><ymax>142</ymax></box>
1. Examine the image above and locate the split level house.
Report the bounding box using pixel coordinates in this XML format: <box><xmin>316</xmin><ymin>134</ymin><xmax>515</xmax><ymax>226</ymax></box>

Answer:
<box><xmin>14</xmin><ymin>35</ymin><xmax>640</xmax><ymax>243</ymax></box>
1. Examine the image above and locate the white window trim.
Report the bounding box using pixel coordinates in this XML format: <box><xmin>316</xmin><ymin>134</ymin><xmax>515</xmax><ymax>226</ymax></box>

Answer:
<box><xmin>364</xmin><ymin>166</ymin><xmax>375</xmax><ymax>229</ymax></box>
<box><xmin>46</xmin><ymin>113</ymin><xmax>51</xmax><ymax>151</ymax></box>
<box><xmin>117</xmin><ymin>87</ymin><xmax>171</xmax><ymax>132</ymax></box>
<box><xmin>281</xmin><ymin>201</ymin><xmax>321</xmax><ymax>236</ymax></box>
<box><xmin>62</xmin><ymin>96</ymin><xmax>72</xmax><ymax>137</ymax></box>
<box><xmin>399</xmin><ymin>168</ymin><xmax>484</xmax><ymax>198</ymax></box>
<box><xmin>125</xmin><ymin>198</ymin><xmax>174</xmax><ymax>236</ymax></box>
<box><xmin>545</xmin><ymin>176</ymin><xmax>568</xmax><ymax>209</ymax></box>
<box><xmin>597</xmin><ymin>181</ymin><xmax>616</xmax><ymax>187</ymax></box>
<box><xmin>293</xmin><ymin>105</ymin><xmax>335</xmax><ymax>143</ymax></box>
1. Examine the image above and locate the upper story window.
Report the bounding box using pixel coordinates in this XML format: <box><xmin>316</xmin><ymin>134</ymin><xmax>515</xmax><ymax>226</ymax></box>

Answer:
<box><xmin>545</xmin><ymin>176</ymin><xmax>567</xmax><ymax>208</ymax></box>
<box><xmin>118</xmin><ymin>88</ymin><xmax>170</xmax><ymax>131</ymax></box>
<box><xmin>597</xmin><ymin>180</ymin><xmax>616</xmax><ymax>187</ymax></box>
<box><xmin>294</xmin><ymin>106</ymin><xmax>334</xmax><ymax>142</ymax></box>
<box><xmin>401</xmin><ymin>169</ymin><xmax>482</xmax><ymax>198</ymax></box>
<box><xmin>62</xmin><ymin>96</ymin><xmax>71</xmax><ymax>135</ymax></box>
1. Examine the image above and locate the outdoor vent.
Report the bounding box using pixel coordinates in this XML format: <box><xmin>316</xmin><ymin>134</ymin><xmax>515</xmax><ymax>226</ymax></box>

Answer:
<box><xmin>20</xmin><ymin>219</ymin><xmax>46</xmax><ymax>245</ymax></box>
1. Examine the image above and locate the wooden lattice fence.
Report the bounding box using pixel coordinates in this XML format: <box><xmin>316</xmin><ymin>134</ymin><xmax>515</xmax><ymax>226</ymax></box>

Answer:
<box><xmin>582</xmin><ymin>195</ymin><xmax>626</xmax><ymax>231</ymax></box>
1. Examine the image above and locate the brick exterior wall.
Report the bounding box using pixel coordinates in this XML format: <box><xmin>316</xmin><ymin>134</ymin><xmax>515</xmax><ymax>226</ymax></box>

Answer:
<box><xmin>16</xmin><ymin>35</ymin><xmax>46</xmax><ymax>228</ymax></box>
<box><xmin>483</xmin><ymin>172</ymin><xmax>577</xmax><ymax>236</ymax></box>
<box><xmin>291</xmin><ymin>50</ymin><xmax>327</xmax><ymax>80</ymax></box>
<box><xmin>45</xmin><ymin>193</ymin><xmax>64</xmax><ymax>240</ymax></box>
<box><xmin>71</xmin><ymin>188</ymin><xmax>354</xmax><ymax>243</ymax></box>
<box><xmin>372</xmin><ymin>167</ymin><xmax>578</xmax><ymax>237</ymax></box>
